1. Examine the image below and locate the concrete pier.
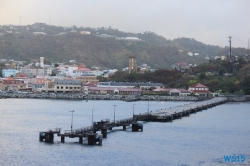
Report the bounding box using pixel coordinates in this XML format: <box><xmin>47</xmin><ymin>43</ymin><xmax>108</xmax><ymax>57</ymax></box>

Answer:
<box><xmin>40</xmin><ymin>97</ymin><xmax>228</xmax><ymax>146</ymax></box>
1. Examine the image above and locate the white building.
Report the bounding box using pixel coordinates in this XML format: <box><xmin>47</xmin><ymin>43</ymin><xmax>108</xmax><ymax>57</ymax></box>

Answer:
<box><xmin>33</xmin><ymin>32</ymin><xmax>46</xmax><ymax>35</ymax></box>
<box><xmin>80</xmin><ymin>31</ymin><xmax>91</xmax><ymax>35</ymax></box>
<box><xmin>188</xmin><ymin>52</ymin><xmax>193</xmax><ymax>56</ymax></box>
<box><xmin>40</xmin><ymin>57</ymin><xmax>44</xmax><ymax>68</ymax></box>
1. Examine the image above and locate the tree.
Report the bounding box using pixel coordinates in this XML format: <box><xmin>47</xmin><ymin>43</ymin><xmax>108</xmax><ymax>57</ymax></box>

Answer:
<box><xmin>242</xmin><ymin>76</ymin><xmax>250</xmax><ymax>95</ymax></box>
<box><xmin>199</xmin><ymin>73</ymin><xmax>206</xmax><ymax>80</ymax></box>
<box><xmin>54</xmin><ymin>63</ymin><xmax>59</xmax><ymax>67</ymax></box>
<box><xmin>218</xmin><ymin>66</ymin><xmax>226</xmax><ymax>76</ymax></box>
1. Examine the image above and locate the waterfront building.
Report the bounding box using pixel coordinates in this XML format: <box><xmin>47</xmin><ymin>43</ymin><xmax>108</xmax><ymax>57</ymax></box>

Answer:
<box><xmin>32</xmin><ymin>78</ymin><xmax>48</xmax><ymax>92</ymax></box>
<box><xmin>153</xmin><ymin>88</ymin><xmax>191</xmax><ymax>96</ymax></box>
<box><xmin>0</xmin><ymin>77</ymin><xmax>25</xmax><ymax>91</ymax></box>
<box><xmin>39</xmin><ymin>78</ymin><xmax>82</xmax><ymax>93</ymax></box>
<box><xmin>188</xmin><ymin>83</ymin><xmax>210</xmax><ymax>97</ymax></box>
<box><xmin>88</xmin><ymin>86</ymin><xmax>142</xmax><ymax>95</ymax></box>
<box><xmin>97</xmin><ymin>82</ymin><xmax>164</xmax><ymax>89</ymax></box>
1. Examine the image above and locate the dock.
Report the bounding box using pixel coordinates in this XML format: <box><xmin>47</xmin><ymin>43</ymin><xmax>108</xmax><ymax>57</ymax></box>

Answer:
<box><xmin>40</xmin><ymin>97</ymin><xmax>228</xmax><ymax>146</ymax></box>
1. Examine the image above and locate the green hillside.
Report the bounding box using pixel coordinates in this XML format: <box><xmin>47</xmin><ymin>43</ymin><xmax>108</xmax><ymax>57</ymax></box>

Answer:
<box><xmin>0</xmin><ymin>23</ymin><xmax>249</xmax><ymax>69</ymax></box>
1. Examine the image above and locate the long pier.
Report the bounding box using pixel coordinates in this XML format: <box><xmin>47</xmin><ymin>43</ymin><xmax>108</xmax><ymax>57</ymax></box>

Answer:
<box><xmin>40</xmin><ymin>97</ymin><xmax>228</xmax><ymax>146</ymax></box>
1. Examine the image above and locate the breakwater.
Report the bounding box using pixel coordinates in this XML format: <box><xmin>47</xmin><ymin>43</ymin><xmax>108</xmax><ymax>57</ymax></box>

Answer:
<box><xmin>0</xmin><ymin>92</ymin><xmax>246</xmax><ymax>102</ymax></box>
<box><xmin>0</xmin><ymin>92</ymin><xmax>202</xmax><ymax>101</ymax></box>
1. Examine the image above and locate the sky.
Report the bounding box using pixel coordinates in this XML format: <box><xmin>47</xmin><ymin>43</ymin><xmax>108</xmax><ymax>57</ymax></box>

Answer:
<box><xmin>0</xmin><ymin>0</ymin><xmax>249</xmax><ymax>48</ymax></box>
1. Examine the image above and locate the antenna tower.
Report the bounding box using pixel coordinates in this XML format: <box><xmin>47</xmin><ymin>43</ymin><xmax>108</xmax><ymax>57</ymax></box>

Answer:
<box><xmin>228</xmin><ymin>36</ymin><xmax>232</xmax><ymax>61</ymax></box>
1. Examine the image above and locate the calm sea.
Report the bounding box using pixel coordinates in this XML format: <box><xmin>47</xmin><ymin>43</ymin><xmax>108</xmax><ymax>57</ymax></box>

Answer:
<box><xmin>0</xmin><ymin>99</ymin><xmax>249</xmax><ymax>166</ymax></box>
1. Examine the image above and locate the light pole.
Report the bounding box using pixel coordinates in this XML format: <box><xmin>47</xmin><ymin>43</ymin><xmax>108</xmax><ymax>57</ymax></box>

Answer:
<box><xmin>113</xmin><ymin>105</ymin><xmax>117</xmax><ymax>124</ymax></box>
<box><xmin>92</xmin><ymin>109</ymin><xmax>94</xmax><ymax>127</ymax></box>
<box><xmin>69</xmin><ymin>110</ymin><xmax>75</xmax><ymax>133</ymax></box>
<box><xmin>148</xmin><ymin>98</ymin><xmax>149</xmax><ymax>116</ymax></box>
<box><xmin>133</xmin><ymin>104</ymin><xmax>136</xmax><ymax>119</ymax></box>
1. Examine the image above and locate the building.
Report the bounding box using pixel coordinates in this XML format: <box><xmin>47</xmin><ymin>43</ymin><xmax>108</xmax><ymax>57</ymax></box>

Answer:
<box><xmin>33</xmin><ymin>32</ymin><xmax>46</xmax><ymax>35</ymax></box>
<box><xmin>40</xmin><ymin>57</ymin><xmax>44</xmax><ymax>68</ymax></box>
<box><xmin>128</xmin><ymin>54</ymin><xmax>136</xmax><ymax>73</ymax></box>
<box><xmin>44</xmin><ymin>66</ymin><xmax>54</xmax><ymax>75</ymax></box>
<box><xmin>188</xmin><ymin>52</ymin><xmax>193</xmax><ymax>56</ymax></box>
<box><xmin>1</xmin><ymin>69</ymin><xmax>19</xmax><ymax>78</ymax></box>
<box><xmin>153</xmin><ymin>88</ymin><xmax>191</xmax><ymax>96</ymax></box>
<box><xmin>72</xmin><ymin>67</ymin><xmax>92</xmax><ymax>77</ymax></box>
<box><xmin>39</xmin><ymin>79</ymin><xmax>82</xmax><ymax>93</ymax></box>
<box><xmin>0</xmin><ymin>77</ymin><xmax>25</xmax><ymax>90</ymax></box>
<box><xmin>172</xmin><ymin>62</ymin><xmax>190</xmax><ymax>72</ymax></box>
<box><xmin>32</xmin><ymin>78</ymin><xmax>48</xmax><ymax>92</ymax></box>
<box><xmin>88</xmin><ymin>87</ymin><xmax>142</xmax><ymax>95</ymax></box>
<box><xmin>97</xmin><ymin>82</ymin><xmax>164</xmax><ymax>89</ymax></box>
<box><xmin>80</xmin><ymin>31</ymin><xmax>91</xmax><ymax>35</ymax></box>
<box><xmin>188</xmin><ymin>83</ymin><xmax>210</xmax><ymax>97</ymax></box>
<box><xmin>19</xmin><ymin>68</ymin><xmax>44</xmax><ymax>77</ymax></box>
<box><xmin>76</xmin><ymin>73</ymin><xmax>99</xmax><ymax>85</ymax></box>
<box><xmin>125</xmin><ymin>37</ymin><xmax>140</xmax><ymax>40</ymax></box>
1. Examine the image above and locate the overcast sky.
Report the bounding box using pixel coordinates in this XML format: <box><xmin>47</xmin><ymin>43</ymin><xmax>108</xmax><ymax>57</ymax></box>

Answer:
<box><xmin>0</xmin><ymin>0</ymin><xmax>249</xmax><ymax>48</ymax></box>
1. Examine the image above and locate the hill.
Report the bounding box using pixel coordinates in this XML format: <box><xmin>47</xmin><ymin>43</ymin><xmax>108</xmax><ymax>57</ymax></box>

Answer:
<box><xmin>0</xmin><ymin>23</ymin><xmax>249</xmax><ymax>69</ymax></box>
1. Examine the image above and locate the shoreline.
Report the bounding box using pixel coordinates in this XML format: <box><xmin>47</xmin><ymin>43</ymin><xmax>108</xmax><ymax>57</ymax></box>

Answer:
<box><xmin>0</xmin><ymin>93</ymin><xmax>248</xmax><ymax>102</ymax></box>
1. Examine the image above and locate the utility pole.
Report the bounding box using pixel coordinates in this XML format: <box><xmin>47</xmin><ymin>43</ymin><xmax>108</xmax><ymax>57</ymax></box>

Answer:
<box><xmin>69</xmin><ymin>110</ymin><xmax>75</xmax><ymax>133</ymax></box>
<box><xmin>113</xmin><ymin>105</ymin><xmax>117</xmax><ymax>124</ymax></box>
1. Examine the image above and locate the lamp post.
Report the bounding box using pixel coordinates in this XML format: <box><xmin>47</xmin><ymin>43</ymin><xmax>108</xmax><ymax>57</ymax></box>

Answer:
<box><xmin>148</xmin><ymin>98</ymin><xmax>149</xmax><ymax>116</ymax></box>
<box><xmin>113</xmin><ymin>105</ymin><xmax>117</xmax><ymax>124</ymax></box>
<box><xmin>69</xmin><ymin>110</ymin><xmax>75</xmax><ymax>133</ymax></box>
<box><xmin>133</xmin><ymin>104</ymin><xmax>136</xmax><ymax>119</ymax></box>
<box><xmin>92</xmin><ymin>109</ymin><xmax>94</xmax><ymax>127</ymax></box>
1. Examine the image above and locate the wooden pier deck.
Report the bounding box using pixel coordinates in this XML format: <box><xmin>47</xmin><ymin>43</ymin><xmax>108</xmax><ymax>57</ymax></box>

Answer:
<box><xmin>40</xmin><ymin>97</ymin><xmax>228</xmax><ymax>146</ymax></box>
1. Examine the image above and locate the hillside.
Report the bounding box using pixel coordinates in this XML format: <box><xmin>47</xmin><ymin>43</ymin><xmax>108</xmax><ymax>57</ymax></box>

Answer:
<box><xmin>0</xmin><ymin>23</ymin><xmax>249</xmax><ymax>69</ymax></box>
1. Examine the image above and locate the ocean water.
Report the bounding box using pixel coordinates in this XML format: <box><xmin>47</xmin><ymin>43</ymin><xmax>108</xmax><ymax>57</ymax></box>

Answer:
<box><xmin>0</xmin><ymin>99</ymin><xmax>249</xmax><ymax>166</ymax></box>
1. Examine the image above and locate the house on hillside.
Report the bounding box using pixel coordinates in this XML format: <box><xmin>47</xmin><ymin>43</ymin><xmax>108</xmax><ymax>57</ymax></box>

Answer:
<box><xmin>172</xmin><ymin>62</ymin><xmax>190</xmax><ymax>72</ymax></box>
<box><xmin>188</xmin><ymin>83</ymin><xmax>210</xmax><ymax>97</ymax></box>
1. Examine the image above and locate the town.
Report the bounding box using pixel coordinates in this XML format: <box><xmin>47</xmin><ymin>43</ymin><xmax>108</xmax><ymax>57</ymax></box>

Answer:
<box><xmin>0</xmin><ymin>53</ymin><xmax>249</xmax><ymax>102</ymax></box>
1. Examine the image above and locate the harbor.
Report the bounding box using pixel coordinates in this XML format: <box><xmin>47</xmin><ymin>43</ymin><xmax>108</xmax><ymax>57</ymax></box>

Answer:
<box><xmin>1</xmin><ymin>98</ymin><xmax>249</xmax><ymax>165</ymax></box>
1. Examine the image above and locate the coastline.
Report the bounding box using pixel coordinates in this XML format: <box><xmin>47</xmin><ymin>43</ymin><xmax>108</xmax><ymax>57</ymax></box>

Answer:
<box><xmin>0</xmin><ymin>92</ymin><xmax>248</xmax><ymax>102</ymax></box>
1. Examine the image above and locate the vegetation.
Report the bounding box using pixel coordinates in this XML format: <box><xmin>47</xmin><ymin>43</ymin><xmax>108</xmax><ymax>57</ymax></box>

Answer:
<box><xmin>101</xmin><ymin>58</ymin><xmax>250</xmax><ymax>95</ymax></box>
<box><xmin>0</xmin><ymin>24</ymin><xmax>249</xmax><ymax>70</ymax></box>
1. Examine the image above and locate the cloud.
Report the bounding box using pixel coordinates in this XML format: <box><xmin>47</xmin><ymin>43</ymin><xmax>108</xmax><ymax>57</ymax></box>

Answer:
<box><xmin>0</xmin><ymin>0</ymin><xmax>249</xmax><ymax>47</ymax></box>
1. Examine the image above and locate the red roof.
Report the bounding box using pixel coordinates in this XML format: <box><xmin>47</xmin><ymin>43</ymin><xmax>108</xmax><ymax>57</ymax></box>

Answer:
<box><xmin>33</xmin><ymin>79</ymin><xmax>47</xmax><ymax>84</ymax></box>
<box><xmin>174</xmin><ymin>62</ymin><xmax>189</xmax><ymax>66</ymax></box>
<box><xmin>74</xmin><ymin>68</ymin><xmax>91</xmax><ymax>72</ymax></box>
<box><xmin>3</xmin><ymin>77</ymin><xmax>15</xmax><ymax>80</ymax></box>
<box><xmin>189</xmin><ymin>83</ymin><xmax>208</xmax><ymax>88</ymax></box>
<box><xmin>192</xmin><ymin>90</ymin><xmax>210</xmax><ymax>93</ymax></box>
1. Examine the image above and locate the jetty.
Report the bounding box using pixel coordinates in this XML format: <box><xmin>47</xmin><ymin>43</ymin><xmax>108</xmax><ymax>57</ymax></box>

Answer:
<box><xmin>40</xmin><ymin>97</ymin><xmax>228</xmax><ymax>146</ymax></box>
